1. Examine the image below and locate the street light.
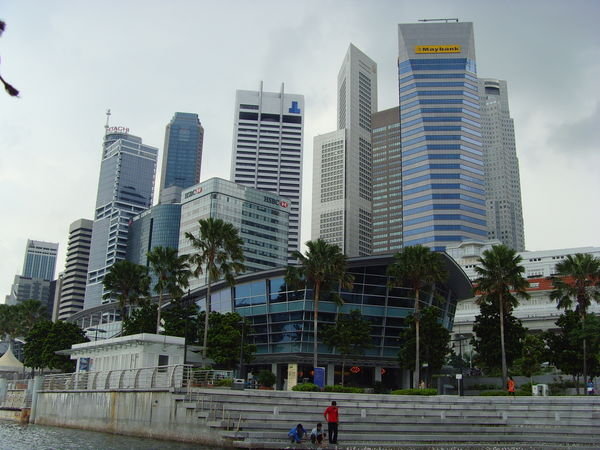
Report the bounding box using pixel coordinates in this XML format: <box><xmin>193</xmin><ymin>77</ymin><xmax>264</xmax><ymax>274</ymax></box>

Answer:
<box><xmin>238</xmin><ymin>320</ymin><xmax>246</xmax><ymax>380</ymax></box>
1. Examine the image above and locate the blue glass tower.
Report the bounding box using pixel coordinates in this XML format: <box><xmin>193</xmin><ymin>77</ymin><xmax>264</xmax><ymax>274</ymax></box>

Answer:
<box><xmin>398</xmin><ymin>22</ymin><xmax>487</xmax><ymax>251</ymax></box>
<box><xmin>159</xmin><ymin>112</ymin><xmax>204</xmax><ymax>204</ymax></box>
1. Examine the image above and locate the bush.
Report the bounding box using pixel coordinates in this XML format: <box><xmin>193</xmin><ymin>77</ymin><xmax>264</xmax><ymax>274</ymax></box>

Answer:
<box><xmin>480</xmin><ymin>390</ymin><xmax>531</xmax><ymax>396</ymax></box>
<box><xmin>292</xmin><ymin>383</ymin><xmax>320</xmax><ymax>392</ymax></box>
<box><xmin>215</xmin><ymin>378</ymin><xmax>233</xmax><ymax>387</ymax></box>
<box><xmin>257</xmin><ymin>369</ymin><xmax>276</xmax><ymax>387</ymax></box>
<box><xmin>324</xmin><ymin>385</ymin><xmax>364</xmax><ymax>393</ymax></box>
<box><xmin>391</xmin><ymin>388</ymin><xmax>437</xmax><ymax>395</ymax></box>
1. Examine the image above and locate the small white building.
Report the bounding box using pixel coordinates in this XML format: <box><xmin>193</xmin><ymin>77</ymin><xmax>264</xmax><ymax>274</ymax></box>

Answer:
<box><xmin>65</xmin><ymin>333</ymin><xmax>185</xmax><ymax>372</ymax></box>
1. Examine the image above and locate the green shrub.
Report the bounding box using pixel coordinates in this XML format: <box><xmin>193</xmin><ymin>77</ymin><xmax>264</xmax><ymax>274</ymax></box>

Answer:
<box><xmin>324</xmin><ymin>385</ymin><xmax>364</xmax><ymax>393</ymax></box>
<box><xmin>257</xmin><ymin>370</ymin><xmax>276</xmax><ymax>387</ymax></box>
<box><xmin>215</xmin><ymin>378</ymin><xmax>233</xmax><ymax>387</ymax></box>
<box><xmin>480</xmin><ymin>390</ymin><xmax>531</xmax><ymax>396</ymax></box>
<box><xmin>292</xmin><ymin>383</ymin><xmax>320</xmax><ymax>392</ymax></box>
<box><xmin>391</xmin><ymin>388</ymin><xmax>437</xmax><ymax>395</ymax></box>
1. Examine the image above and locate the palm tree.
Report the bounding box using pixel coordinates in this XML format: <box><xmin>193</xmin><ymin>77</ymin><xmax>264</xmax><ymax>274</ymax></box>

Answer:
<box><xmin>550</xmin><ymin>253</ymin><xmax>600</xmax><ymax>384</ymax></box>
<box><xmin>185</xmin><ymin>218</ymin><xmax>245</xmax><ymax>361</ymax></box>
<box><xmin>103</xmin><ymin>260</ymin><xmax>151</xmax><ymax>330</ymax></box>
<box><xmin>387</xmin><ymin>245</ymin><xmax>447</xmax><ymax>388</ymax></box>
<box><xmin>147</xmin><ymin>246</ymin><xmax>191</xmax><ymax>334</ymax></box>
<box><xmin>285</xmin><ymin>239</ymin><xmax>353</xmax><ymax>371</ymax></box>
<box><xmin>474</xmin><ymin>244</ymin><xmax>529</xmax><ymax>387</ymax></box>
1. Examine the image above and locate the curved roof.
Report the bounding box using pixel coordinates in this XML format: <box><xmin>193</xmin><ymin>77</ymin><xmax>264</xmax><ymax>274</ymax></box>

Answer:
<box><xmin>0</xmin><ymin>344</ymin><xmax>24</xmax><ymax>371</ymax></box>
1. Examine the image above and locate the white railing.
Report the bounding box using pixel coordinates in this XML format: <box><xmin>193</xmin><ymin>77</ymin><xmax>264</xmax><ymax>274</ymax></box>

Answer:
<box><xmin>40</xmin><ymin>366</ymin><xmax>234</xmax><ymax>392</ymax></box>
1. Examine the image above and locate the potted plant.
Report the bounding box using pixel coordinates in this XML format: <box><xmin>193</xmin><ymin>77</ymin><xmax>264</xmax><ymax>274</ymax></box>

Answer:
<box><xmin>257</xmin><ymin>370</ymin><xmax>276</xmax><ymax>389</ymax></box>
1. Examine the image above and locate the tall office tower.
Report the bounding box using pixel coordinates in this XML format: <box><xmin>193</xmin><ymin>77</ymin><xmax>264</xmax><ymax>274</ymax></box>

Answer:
<box><xmin>479</xmin><ymin>79</ymin><xmax>525</xmax><ymax>251</ymax></box>
<box><xmin>84</xmin><ymin>128</ymin><xmax>158</xmax><ymax>310</ymax></box>
<box><xmin>179</xmin><ymin>178</ymin><xmax>291</xmax><ymax>292</ymax></box>
<box><xmin>311</xmin><ymin>44</ymin><xmax>378</xmax><ymax>257</ymax></box>
<box><xmin>22</xmin><ymin>240</ymin><xmax>58</xmax><ymax>281</ymax></box>
<box><xmin>159</xmin><ymin>112</ymin><xmax>204</xmax><ymax>204</ymax></box>
<box><xmin>230</xmin><ymin>82</ymin><xmax>304</xmax><ymax>261</ymax></box>
<box><xmin>398</xmin><ymin>22</ymin><xmax>487</xmax><ymax>251</ymax></box>
<box><xmin>371</xmin><ymin>107</ymin><xmax>403</xmax><ymax>254</ymax></box>
<box><xmin>54</xmin><ymin>219</ymin><xmax>93</xmax><ymax>321</ymax></box>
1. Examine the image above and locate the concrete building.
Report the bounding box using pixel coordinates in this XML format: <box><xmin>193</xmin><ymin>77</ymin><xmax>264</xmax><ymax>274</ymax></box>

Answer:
<box><xmin>447</xmin><ymin>242</ymin><xmax>600</xmax><ymax>352</ymax></box>
<box><xmin>479</xmin><ymin>79</ymin><xmax>525</xmax><ymax>251</ymax></box>
<box><xmin>54</xmin><ymin>219</ymin><xmax>93</xmax><ymax>321</ymax></box>
<box><xmin>371</xmin><ymin>107</ymin><xmax>402</xmax><ymax>254</ymax></box>
<box><xmin>230</xmin><ymin>83</ymin><xmax>304</xmax><ymax>261</ymax></box>
<box><xmin>312</xmin><ymin>44</ymin><xmax>378</xmax><ymax>257</ymax></box>
<box><xmin>179</xmin><ymin>178</ymin><xmax>291</xmax><ymax>292</ymax></box>
<box><xmin>21</xmin><ymin>239</ymin><xmax>58</xmax><ymax>281</ymax></box>
<box><xmin>398</xmin><ymin>21</ymin><xmax>487</xmax><ymax>251</ymax></box>
<box><xmin>84</xmin><ymin>128</ymin><xmax>158</xmax><ymax>310</ymax></box>
<box><xmin>5</xmin><ymin>275</ymin><xmax>51</xmax><ymax>308</ymax></box>
<box><xmin>159</xmin><ymin>112</ymin><xmax>204</xmax><ymax>204</ymax></box>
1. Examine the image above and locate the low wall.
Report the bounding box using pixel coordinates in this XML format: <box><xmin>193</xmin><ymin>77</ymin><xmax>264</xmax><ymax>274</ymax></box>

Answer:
<box><xmin>33</xmin><ymin>390</ymin><xmax>231</xmax><ymax>447</ymax></box>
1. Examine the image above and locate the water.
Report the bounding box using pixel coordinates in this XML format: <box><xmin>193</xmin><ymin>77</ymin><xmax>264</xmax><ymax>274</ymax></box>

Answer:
<box><xmin>0</xmin><ymin>420</ymin><xmax>216</xmax><ymax>449</ymax></box>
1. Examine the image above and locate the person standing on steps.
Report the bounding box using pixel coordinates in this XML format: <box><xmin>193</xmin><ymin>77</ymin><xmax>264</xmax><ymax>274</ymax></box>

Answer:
<box><xmin>323</xmin><ymin>400</ymin><xmax>339</xmax><ymax>444</ymax></box>
<box><xmin>507</xmin><ymin>376</ymin><xmax>516</xmax><ymax>396</ymax></box>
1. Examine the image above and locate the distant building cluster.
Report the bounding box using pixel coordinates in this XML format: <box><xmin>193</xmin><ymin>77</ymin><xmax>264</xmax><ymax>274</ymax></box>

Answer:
<box><xmin>2</xmin><ymin>21</ymin><xmax>588</xmax><ymax>376</ymax></box>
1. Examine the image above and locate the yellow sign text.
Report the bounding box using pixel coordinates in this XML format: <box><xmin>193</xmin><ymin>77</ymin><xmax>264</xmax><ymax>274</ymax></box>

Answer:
<box><xmin>415</xmin><ymin>45</ymin><xmax>461</xmax><ymax>54</ymax></box>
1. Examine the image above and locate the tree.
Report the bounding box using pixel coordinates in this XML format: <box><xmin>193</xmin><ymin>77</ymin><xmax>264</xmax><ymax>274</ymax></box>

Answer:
<box><xmin>321</xmin><ymin>310</ymin><xmax>372</xmax><ymax>386</ymax></box>
<box><xmin>545</xmin><ymin>311</ymin><xmax>600</xmax><ymax>391</ymax></box>
<box><xmin>286</xmin><ymin>239</ymin><xmax>353</xmax><ymax>371</ymax></box>
<box><xmin>550</xmin><ymin>253</ymin><xmax>600</xmax><ymax>385</ymax></box>
<box><xmin>387</xmin><ymin>245</ymin><xmax>447</xmax><ymax>387</ymax></box>
<box><xmin>0</xmin><ymin>300</ymin><xmax>46</xmax><ymax>341</ymax></box>
<box><xmin>102</xmin><ymin>260</ymin><xmax>151</xmax><ymax>329</ymax></box>
<box><xmin>474</xmin><ymin>244</ymin><xmax>529</xmax><ymax>387</ymax></box>
<box><xmin>162</xmin><ymin>298</ymin><xmax>201</xmax><ymax>345</ymax></box>
<box><xmin>472</xmin><ymin>302</ymin><xmax>526</xmax><ymax>374</ymax></box>
<box><xmin>122</xmin><ymin>300</ymin><xmax>158</xmax><ymax>335</ymax></box>
<box><xmin>197</xmin><ymin>311</ymin><xmax>255</xmax><ymax>370</ymax></box>
<box><xmin>515</xmin><ymin>334</ymin><xmax>546</xmax><ymax>385</ymax></box>
<box><xmin>146</xmin><ymin>246</ymin><xmax>191</xmax><ymax>334</ymax></box>
<box><xmin>398</xmin><ymin>306</ymin><xmax>451</xmax><ymax>385</ymax></box>
<box><xmin>24</xmin><ymin>321</ymin><xmax>88</xmax><ymax>372</ymax></box>
<box><xmin>185</xmin><ymin>218</ymin><xmax>245</xmax><ymax>361</ymax></box>
<box><xmin>0</xmin><ymin>20</ymin><xmax>20</xmax><ymax>97</ymax></box>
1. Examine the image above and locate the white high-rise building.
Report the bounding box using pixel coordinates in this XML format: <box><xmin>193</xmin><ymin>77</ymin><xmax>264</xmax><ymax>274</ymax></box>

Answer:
<box><xmin>312</xmin><ymin>44</ymin><xmax>378</xmax><ymax>257</ymax></box>
<box><xmin>230</xmin><ymin>82</ymin><xmax>304</xmax><ymax>261</ymax></box>
<box><xmin>479</xmin><ymin>79</ymin><xmax>525</xmax><ymax>251</ymax></box>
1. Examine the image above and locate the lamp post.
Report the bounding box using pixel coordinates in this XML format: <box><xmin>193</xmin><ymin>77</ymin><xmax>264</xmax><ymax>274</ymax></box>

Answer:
<box><xmin>238</xmin><ymin>320</ymin><xmax>245</xmax><ymax>379</ymax></box>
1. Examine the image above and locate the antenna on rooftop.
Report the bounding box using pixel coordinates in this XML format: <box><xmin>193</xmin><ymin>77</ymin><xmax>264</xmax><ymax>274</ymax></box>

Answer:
<box><xmin>105</xmin><ymin>109</ymin><xmax>111</xmax><ymax>132</ymax></box>
<box><xmin>418</xmin><ymin>18</ymin><xmax>459</xmax><ymax>23</ymax></box>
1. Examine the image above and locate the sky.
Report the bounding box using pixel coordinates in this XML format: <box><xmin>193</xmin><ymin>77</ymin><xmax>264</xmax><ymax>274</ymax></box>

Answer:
<box><xmin>1</xmin><ymin>0</ymin><xmax>599</xmax><ymax>301</ymax></box>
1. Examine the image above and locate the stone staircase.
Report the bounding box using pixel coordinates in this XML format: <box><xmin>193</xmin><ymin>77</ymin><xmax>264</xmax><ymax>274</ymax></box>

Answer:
<box><xmin>178</xmin><ymin>388</ymin><xmax>600</xmax><ymax>448</ymax></box>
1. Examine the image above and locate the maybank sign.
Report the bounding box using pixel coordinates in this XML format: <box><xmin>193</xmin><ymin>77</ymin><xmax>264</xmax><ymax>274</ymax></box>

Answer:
<box><xmin>415</xmin><ymin>45</ymin><xmax>461</xmax><ymax>54</ymax></box>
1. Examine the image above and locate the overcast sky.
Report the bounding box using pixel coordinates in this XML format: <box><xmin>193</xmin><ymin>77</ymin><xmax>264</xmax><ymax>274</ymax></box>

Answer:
<box><xmin>1</xmin><ymin>0</ymin><xmax>599</xmax><ymax>301</ymax></box>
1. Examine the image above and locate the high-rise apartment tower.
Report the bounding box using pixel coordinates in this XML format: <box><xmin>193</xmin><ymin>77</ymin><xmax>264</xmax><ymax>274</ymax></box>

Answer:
<box><xmin>479</xmin><ymin>78</ymin><xmax>525</xmax><ymax>251</ymax></box>
<box><xmin>398</xmin><ymin>22</ymin><xmax>487</xmax><ymax>251</ymax></box>
<box><xmin>84</xmin><ymin>127</ymin><xmax>158</xmax><ymax>310</ymax></box>
<box><xmin>230</xmin><ymin>82</ymin><xmax>304</xmax><ymax>261</ymax></box>
<box><xmin>312</xmin><ymin>44</ymin><xmax>378</xmax><ymax>256</ymax></box>
<box><xmin>159</xmin><ymin>112</ymin><xmax>204</xmax><ymax>204</ymax></box>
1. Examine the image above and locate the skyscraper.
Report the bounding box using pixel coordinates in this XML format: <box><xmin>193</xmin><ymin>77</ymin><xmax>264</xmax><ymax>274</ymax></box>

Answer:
<box><xmin>371</xmin><ymin>107</ymin><xmax>403</xmax><ymax>254</ymax></box>
<box><xmin>159</xmin><ymin>112</ymin><xmax>204</xmax><ymax>204</ymax></box>
<box><xmin>479</xmin><ymin>78</ymin><xmax>525</xmax><ymax>251</ymax></box>
<box><xmin>22</xmin><ymin>239</ymin><xmax>58</xmax><ymax>281</ymax></box>
<box><xmin>54</xmin><ymin>219</ymin><xmax>93</xmax><ymax>321</ymax></box>
<box><xmin>311</xmin><ymin>44</ymin><xmax>377</xmax><ymax>256</ymax></box>
<box><xmin>84</xmin><ymin>128</ymin><xmax>158</xmax><ymax>310</ymax></box>
<box><xmin>398</xmin><ymin>21</ymin><xmax>487</xmax><ymax>251</ymax></box>
<box><xmin>230</xmin><ymin>82</ymin><xmax>304</xmax><ymax>261</ymax></box>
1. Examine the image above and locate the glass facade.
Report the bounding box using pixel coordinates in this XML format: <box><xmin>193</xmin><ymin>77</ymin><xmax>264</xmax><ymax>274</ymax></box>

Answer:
<box><xmin>398</xmin><ymin>22</ymin><xmax>487</xmax><ymax>251</ymax></box>
<box><xmin>127</xmin><ymin>203</ymin><xmax>182</xmax><ymax>262</ymax></box>
<box><xmin>159</xmin><ymin>112</ymin><xmax>204</xmax><ymax>204</ymax></box>
<box><xmin>22</xmin><ymin>240</ymin><xmax>58</xmax><ymax>281</ymax></box>
<box><xmin>179</xmin><ymin>178</ymin><xmax>290</xmax><ymax>292</ymax></box>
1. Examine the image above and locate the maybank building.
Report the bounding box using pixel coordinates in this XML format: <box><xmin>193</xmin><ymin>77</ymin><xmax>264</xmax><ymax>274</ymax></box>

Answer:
<box><xmin>398</xmin><ymin>22</ymin><xmax>487</xmax><ymax>251</ymax></box>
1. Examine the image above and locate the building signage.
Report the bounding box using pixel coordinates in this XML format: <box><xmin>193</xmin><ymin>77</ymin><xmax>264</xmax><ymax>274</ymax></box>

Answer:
<box><xmin>184</xmin><ymin>186</ymin><xmax>203</xmax><ymax>199</ymax></box>
<box><xmin>415</xmin><ymin>45</ymin><xmax>461</xmax><ymax>54</ymax></box>
<box><xmin>264</xmin><ymin>196</ymin><xmax>289</xmax><ymax>208</ymax></box>
<box><xmin>287</xmin><ymin>363</ymin><xmax>298</xmax><ymax>391</ymax></box>
<box><xmin>106</xmin><ymin>126</ymin><xmax>130</xmax><ymax>133</ymax></box>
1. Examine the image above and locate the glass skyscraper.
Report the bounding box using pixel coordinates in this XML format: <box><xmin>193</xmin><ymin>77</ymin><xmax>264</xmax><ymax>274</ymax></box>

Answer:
<box><xmin>22</xmin><ymin>239</ymin><xmax>58</xmax><ymax>281</ymax></box>
<box><xmin>398</xmin><ymin>22</ymin><xmax>487</xmax><ymax>251</ymax></box>
<box><xmin>84</xmin><ymin>130</ymin><xmax>158</xmax><ymax>310</ymax></box>
<box><xmin>159</xmin><ymin>112</ymin><xmax>204</xmax><ymax>204</ymax></box>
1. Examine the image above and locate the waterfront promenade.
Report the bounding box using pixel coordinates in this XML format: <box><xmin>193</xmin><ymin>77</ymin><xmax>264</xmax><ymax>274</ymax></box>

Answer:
<box><xmin>3</xmin><ymin>367</ymin><xmax>599</xmax><ymax>448</ymax></box>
